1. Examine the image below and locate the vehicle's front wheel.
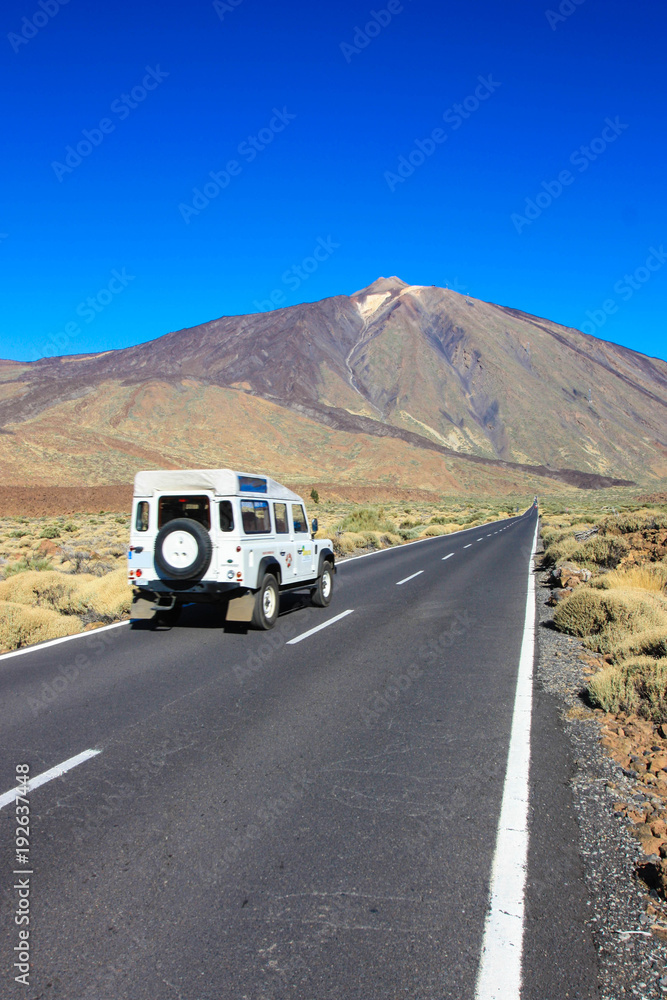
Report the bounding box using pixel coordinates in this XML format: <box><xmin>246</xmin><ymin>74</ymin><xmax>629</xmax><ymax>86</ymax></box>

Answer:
<box><xmin>251</xmin><ymin>574</ymin><xmax>279</xmax><ymax>630</ymax></box>
<box><xmin>311</xmin><ymin>561</ymin><xmax>334</xmax><ymax>607</ymax></box>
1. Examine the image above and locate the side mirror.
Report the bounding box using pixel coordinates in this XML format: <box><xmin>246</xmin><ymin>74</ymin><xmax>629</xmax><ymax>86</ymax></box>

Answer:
<box><xmin>311</xmin><ymin>518</ymin><xmax>319</xmax><ymax>535</ymax></box>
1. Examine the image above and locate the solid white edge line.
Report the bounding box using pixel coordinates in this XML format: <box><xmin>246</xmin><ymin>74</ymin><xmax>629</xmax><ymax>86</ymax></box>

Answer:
<box><xmin>286</xmin><ymin>609</ymin><xmax>354</xmax><ymax>645</ymax></box>
<box><xmin>474</xmin><ymin>516</ymin><xmax>539</xmax><ymax>1000</ymax></box>
<box><xmin>395</xmin><ymin>570</ymin><xmax>424</xmax><ymax>586</ymax></box>
<box><xmin>0</xmin><ymin>620</ymin><xmax>129</xmax><ymax>662</ymax></box>
<box><xmin>442</xmin><ymin>553</ymin><xmax>454</xmax><ymax>561</ymax></box>
<box><xmin>337</xmin><ymin>513</ymin><xmax>525</xmax><ymax>567</ymax></box>
<box><xmin>0</xmin><ymin>749</ymin><xmax>102</xmax><ymax>811</ymax></box>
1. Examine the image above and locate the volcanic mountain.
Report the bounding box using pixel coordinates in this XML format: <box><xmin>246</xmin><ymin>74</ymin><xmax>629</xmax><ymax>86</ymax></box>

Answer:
<box><xmin>1</xmin><ymin>277</ymin><xmax>665</xmax><ymax>492</ymax></box>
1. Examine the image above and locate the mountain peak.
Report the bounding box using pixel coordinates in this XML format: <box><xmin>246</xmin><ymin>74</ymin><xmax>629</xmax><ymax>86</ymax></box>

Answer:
<box><xmin>351</xmin><ymin>276</ymin><xmax>409</xmax><ymax>298</ymax></box>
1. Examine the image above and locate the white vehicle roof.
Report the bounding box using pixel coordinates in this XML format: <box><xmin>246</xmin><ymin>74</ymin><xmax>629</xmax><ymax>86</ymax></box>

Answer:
<box><xmin>133</xmin><ymin>469</ymin><xmax>303</xmax><ymax>502</ymax></box>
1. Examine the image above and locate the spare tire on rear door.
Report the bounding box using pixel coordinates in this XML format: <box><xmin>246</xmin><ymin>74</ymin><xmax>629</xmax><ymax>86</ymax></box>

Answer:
<box><xmin>154</xmin><ymin>518</ymin><xmax>212</xmax><ymax>580</ymax></box>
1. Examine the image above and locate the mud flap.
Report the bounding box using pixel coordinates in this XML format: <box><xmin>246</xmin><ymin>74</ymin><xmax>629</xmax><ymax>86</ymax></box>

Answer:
<box><xmin>225</xmin><ymin>591</ymin><xmax>255</xmax><ymax>623</ymax></box>
<box><xmin>131</xmin><ymin>595</ymin><xmax>158</xmax><ymax>620</ymax></box>
<box><xmin>131</xmin><ymin>593</ymin><xmax>176</xmax><ymax>620</ymax></box>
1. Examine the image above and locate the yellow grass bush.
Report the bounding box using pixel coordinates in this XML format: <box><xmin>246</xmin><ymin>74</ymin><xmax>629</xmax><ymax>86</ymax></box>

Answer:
<box><xmin>543</xmin><ymin>536</ymin><xmax>579</xmax><ymax>567</ymax></box>
<box><xmin>0</xmin><ymin>568</ymin><xmax>130</xmax><ymax>621</ymax></box>
<box><xmin>0</xmin><ymin>601</ymin><xmax>82</xmax><ymax>652</ymax></box>
<box><xmin>613</xmin><ymin>628</ymin><xmax>667</xmax><ymax>663</ymax></box>
<box><xmin>587</xmin><ymin>657</ymin><xmax>667</xmax><ymax>721</ymax></box>
<box><xmin>600</xmin><ymin>564</ymin><xmax>667</xmax><ymax>593</ymax></box>
<box><xmin>553</xmin><ymin>587</ymin><xmax>667</xmax><ymax>652</ymax></box>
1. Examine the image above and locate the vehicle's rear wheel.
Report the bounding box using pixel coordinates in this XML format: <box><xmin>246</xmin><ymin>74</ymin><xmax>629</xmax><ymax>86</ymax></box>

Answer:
<box><xmin>251</xmin><ymin>574</ymin><xmax>279</xmax><ymax>630</ymax></box>
<box><xmin>311</xmin><ymin>561</ymin><xmax>334</xmax><ymax>607</ymax></box>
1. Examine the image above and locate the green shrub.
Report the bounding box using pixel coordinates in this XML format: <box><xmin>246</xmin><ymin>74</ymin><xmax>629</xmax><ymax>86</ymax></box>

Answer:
<box><xmin>570</xmin><ymin>536</ymin><xmax>629</xmax><ymax>569</ymax></box>
<box><xmin>39</xmin><ymin>525</ymin><xmax>61</xmax><ymax>539</ymax></box>
<box><xmin>4</xmin><ymin>558</ymin><xmax>54</xmax><ymax>577</ymax></box>
<box><xmin>63</xmin><ymin>523</ymin><xmax>77</xmax><ymax>532</ymax></box>
<box><xmin>336</xmin><ymin>507</ymin><xmax>395</xmax><ymax>534</ymax></box>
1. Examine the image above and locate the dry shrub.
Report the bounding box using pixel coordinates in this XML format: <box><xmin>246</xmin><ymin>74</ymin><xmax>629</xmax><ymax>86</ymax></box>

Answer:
<box><xmin>553</xmin><ymin>587</ymin><xmax>667</xmax><ymax>652</ymax></box>
<box><xmin>613</xmin><ymin>628</ymin><xmax>667</xmax><ymax>662</ymax></box>
<box><xmin>0</xmin><ymin>568</ymin><xmax>130</xmax><ymax>621</ymax></box>
<box><xmin>543</xmin><ymin>536</ymin><xmax>579</xmax><ymax>567</ymax></box>
<box><xmin>571</xmin><ymin>536</ymin><xmax>629</xmax><ymax>569</ymax></box>
<box><xmin>600</xmin><ymin>564</ymin><xmax>667</xmax><ymax>593</ymax></box>
<box><xmin>587</xmin><ymin>657</ymin><xmax>667</xmax><ymax>721</ymax></box>
<box><xmin>422</xmin><ymin>525</ymin><xmax>452</xmax><ymax>537</ymax></box>
<box><xmin>0</xmin><ymin>601</ymin><xmax>82</xmax><ymax>652</ymax></box>
<box><xmin>0</xmin><ymin>571</ymin><xmax>90</xmax><ymax>610</ymax></box>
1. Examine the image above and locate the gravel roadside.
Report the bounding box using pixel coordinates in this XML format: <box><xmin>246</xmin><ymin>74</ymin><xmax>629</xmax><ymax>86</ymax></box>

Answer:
<box><xmin>534</xmin><ymin>545</ymin><xmax>667</xmax><ymax>998</ymax></box>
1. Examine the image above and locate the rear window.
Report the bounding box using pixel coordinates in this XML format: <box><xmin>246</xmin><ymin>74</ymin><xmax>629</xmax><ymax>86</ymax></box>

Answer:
<box><xmin>158</xmin><ymin>495</ymin><xmax>211</xmax><ymax>529</ymax></box>
<box><xmin>241</xmin><ymin>500</ymin><xmax>271</xmax><ymax>534</ymax></box>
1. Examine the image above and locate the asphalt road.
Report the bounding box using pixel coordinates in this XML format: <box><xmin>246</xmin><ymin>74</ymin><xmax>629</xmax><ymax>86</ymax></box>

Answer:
<box><xmin>0</xmin><ymin>507</ymin><xmax>600</xmax><ymax>999</ymax></box>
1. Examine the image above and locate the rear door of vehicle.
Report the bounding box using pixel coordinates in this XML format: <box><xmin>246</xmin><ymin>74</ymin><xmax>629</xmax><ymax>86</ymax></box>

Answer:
<box><xmin>291</xmin><ymin>502</ymin><xmax>314</xmax><ymax>580</ymax></box>
<box><xmin>274</xmin><ymin>501</ymin><xmax>296</xmax><ymax>579</ymax></box>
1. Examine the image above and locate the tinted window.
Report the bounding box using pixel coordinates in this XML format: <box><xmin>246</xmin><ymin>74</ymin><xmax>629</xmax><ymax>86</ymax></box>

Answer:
<box><xmin>292</xmin><ymin>504</ymin><xmax>308</xmax><ymax>533</ymax></box>
<box><xmin>241</xmin><ymin>500</ymin><xmax>271</xmax><ymax>534</ymax></box>
<box><xmin>274</xmin><ymin>502</ymin><xmax>288</xmax><ymax>534</ymax></box>
<box><xmin>158</xmin><ymin>495</ymin><xmax>210</xmax><ymax>529</ymax></box>
<box><xmin>219</xmin><ymin>501</ymin><xmax>234</xmax><ymax>532</ymax></box>
<box><xmin>135</xmin><ymin>501</ymin><xmax>149</xmax><ymax>532</ymax></box>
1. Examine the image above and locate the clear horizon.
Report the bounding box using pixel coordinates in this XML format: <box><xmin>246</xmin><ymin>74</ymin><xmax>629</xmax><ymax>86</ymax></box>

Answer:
<box><xmin>2</xmin><ymin>0</ymin><xmax>666</xmax><ymax>364</ymax></box>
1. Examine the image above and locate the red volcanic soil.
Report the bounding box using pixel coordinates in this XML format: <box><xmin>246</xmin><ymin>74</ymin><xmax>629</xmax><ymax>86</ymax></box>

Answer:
<box><xmin>0</xmin><ymin>483</ymin><xmax>443</xmax><ymax>517</ymax></box>
<box><xmin>0</xmin><ymin>485</ymin><xmax>134</xmax><ymax>517</ymax></box>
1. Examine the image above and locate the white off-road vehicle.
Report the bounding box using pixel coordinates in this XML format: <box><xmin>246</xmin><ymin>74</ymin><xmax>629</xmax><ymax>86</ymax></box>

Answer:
<box><xmin>128</xmin><ymin>469</ymin><xmax>335</xmax><ymax>629</ymax></box>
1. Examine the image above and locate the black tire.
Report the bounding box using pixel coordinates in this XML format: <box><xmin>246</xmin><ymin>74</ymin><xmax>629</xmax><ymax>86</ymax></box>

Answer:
<box><xmin>154</xmin><ymin>518</ymin><xmax>212</xmax><ymax>580</ymax></box>
<box><xmin>251</xmin><ymin>574</ymin><xmax>279</xmax><ymax>630</ymax></box>
<box><xmin>311</xmin><ymin>560</ymin><xmax>334</xmax><ymax>608</ymax></box>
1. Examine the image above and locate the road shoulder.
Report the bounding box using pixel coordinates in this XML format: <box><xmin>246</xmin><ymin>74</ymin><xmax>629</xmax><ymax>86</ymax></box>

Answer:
<box><xmin>533</xmin><ymin>552</ymin><xmax>667</xmax><ymax>999</ymax></box>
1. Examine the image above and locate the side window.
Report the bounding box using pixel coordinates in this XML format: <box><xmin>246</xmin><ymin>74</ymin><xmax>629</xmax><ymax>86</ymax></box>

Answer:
<box><xmin>274</xmin><ymin>502</ymin><xmax>288</xmax><ymax>534</ymax></box>
<box><xmin>241</xmin><ymin>500</ymin><xmax>271</xmax><ymax>534</ymax></box>
<box><xmin>135</xmin><ymin>501</ymin><xmax>149</xmax><ymax>532</ymax></box>
<box><xmin>291</xmin><ymin>504</ymin><xmax>308</xmax><ymax>534</ymax></box>
<box><xmin>219</xmin><ymin>501</ymin><xmax>234</xmax><ymax>532</ymax></box>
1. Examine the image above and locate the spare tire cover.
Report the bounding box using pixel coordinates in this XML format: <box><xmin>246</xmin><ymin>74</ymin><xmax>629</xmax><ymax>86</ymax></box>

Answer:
<box><xmin>154</xmin><ymin>518</ymin><xmax>212</xmax><ymax>580</ymax></box>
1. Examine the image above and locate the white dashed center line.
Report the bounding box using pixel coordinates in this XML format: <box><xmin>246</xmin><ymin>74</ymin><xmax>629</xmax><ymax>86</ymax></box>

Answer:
<box><xmin>287</xmin><ymin>609</ymin><xmax>355</xmax><ymax>645</ymax></box>
<box><xmin>0</xmin><ymin>749</ymin><xmax>102</xmax><ymax>811</ymax></box>
<box><xmin>442</xmin><ymin>553</ymin><xmax>454</xmax><ymax>561</ymax></box>
<box><xmin>464</xmin><ymin>543</ymin><xmax>472</xmax><ymax>549</ymax></box>
<box><xmin>396</xmin><ymin>571</ymin><xmax>424</xmax><ymax>586</ymax></box>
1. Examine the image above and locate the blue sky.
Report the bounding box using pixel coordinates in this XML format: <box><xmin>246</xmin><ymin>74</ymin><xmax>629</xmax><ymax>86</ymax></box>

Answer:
<box><xmin>1</xmin><ymin>0</ymin><xmax>665</xmax><ymax>362</ymax></box>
